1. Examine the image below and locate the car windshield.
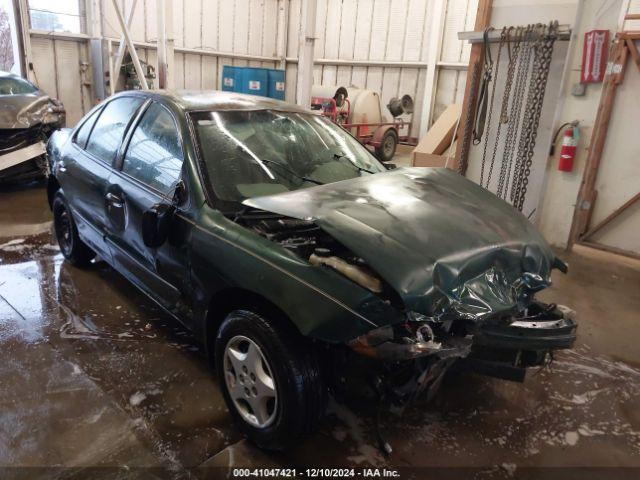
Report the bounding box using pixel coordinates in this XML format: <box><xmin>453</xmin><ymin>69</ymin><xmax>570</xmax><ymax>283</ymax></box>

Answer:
<box><xmin>191</xmin><ymin>109</ymin><xmax>387</xmax><ymax>203</ymax></box>
<box><xmin>0</xmin><ymin>76</ymin><xmax>39</xmax><ymax>95</ymax></box>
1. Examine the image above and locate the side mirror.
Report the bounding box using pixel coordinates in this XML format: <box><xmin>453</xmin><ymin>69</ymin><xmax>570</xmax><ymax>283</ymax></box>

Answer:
<box><xmin>142</xmin><ymin>203</ymin><xmax>175</xmax><ymax>248</ymax></box>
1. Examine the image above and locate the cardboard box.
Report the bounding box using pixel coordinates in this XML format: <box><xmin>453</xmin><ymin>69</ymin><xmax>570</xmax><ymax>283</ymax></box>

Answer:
<box><xmin>412</xmin><ymin>152</ymin><xmax>456</xmax><ymax>170</ymax></box>
<box><xmin>411</xmin><ymin>103</ymin><xmax>461</xmax><ymax>166</ymax></box>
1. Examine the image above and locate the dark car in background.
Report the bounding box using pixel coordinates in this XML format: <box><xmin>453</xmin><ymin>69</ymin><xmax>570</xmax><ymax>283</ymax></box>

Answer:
<box><xmin>0</xmin><ymin>71</ymin><xmax>65</xmax><ymax>183</ymax></box>
<box><xmin>46</xmin><ymin>90</ymin><xmax>577</xmax><ymax>450</ymax></box>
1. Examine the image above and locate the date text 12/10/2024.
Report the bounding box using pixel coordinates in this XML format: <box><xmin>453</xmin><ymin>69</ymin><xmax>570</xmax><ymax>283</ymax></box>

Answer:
<box><xmin>232</xmin><ymin>468</ymin><xmax>401</xmax><ymax>478</ymax></box>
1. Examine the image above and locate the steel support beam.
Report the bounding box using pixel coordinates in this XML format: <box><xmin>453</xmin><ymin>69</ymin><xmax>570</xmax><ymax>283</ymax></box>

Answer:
<box><xmin>295</xmin><ymin>0</ymin><xmax>317</xmax><ymax>107</ymax></box>
<box><xmin>112</xmin><ymin>0</ymin><xmax>139</xmax><ymax>92</ymax></box>
<box><xmin>15</xmin><ymin>0</ymin><xmax>33</xmax><ymax>80</ymax></box>
<box><xmin>419</xmin><ymin>0</ymin><xmax>447</xmax><ymax>138</ymax></box>
<box><xmin>276</xmin><ymin>0</ymin><xmax>289</xmax><ymax>71</ymax></box>
<box><xmin>157</xmin><ymin>0</ymin><xmax>174</xmax><ymax>89</ymax></box>
<box><xmin>111</xmin><ymin>0</ymin><xmax>148</xmax><ymax>90</ymax></box>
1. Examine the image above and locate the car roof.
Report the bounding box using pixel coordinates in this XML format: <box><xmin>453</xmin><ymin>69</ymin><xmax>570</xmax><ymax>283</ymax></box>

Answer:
<box><xmin>112</xmin><ymin>89</ymin><xmax>311</xmax><ymax>114</ymax></box>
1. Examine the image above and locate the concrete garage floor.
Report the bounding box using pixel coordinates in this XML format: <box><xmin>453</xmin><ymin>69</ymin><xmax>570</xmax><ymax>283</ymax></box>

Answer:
<box><xmin>1</xmin><ymin>182</ymin><xmax>640</xmax><ymax>479</ymax></box>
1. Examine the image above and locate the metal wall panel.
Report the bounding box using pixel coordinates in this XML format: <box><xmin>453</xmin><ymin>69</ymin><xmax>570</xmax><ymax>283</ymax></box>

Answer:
<box><xmin>28</xmin><ymin>0</ymin><xmax>474</xmax><ymax>132</ymax></box>
<box><xmin>173</xmin><ymin>0</ymin><xmax>185</xmax><ymax>47</ymax></box>
<box><xmin>202</xmin><ymin>0</ymin><xmax>219</xmax><ymax>49</ymax></box>
<box><xmin>174</xmin><ymin>51</ymin><xmax>185</xmax><ymax>88</ymax></box>
<box><xmin>30</xmin><ymin>38</ymin><xmax>57</xmax><ymax>98</ymax></box>
<box><xmin>184</xmin><ymin>0</ymin><xmax>202</xmax><ymax>49</ymax></box>
<box><xmin>30</xmin><ymin>37</ymin><xmax>91</xmax><ymax>126</ymax></box>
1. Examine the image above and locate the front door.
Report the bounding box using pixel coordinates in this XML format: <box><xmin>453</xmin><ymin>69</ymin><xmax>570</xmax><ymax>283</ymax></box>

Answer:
<box><xmin>105</xmin><ymin>101</ymin><xmax>190</xmax><ymax>316</ymax></box>
<box><xmin>60</xmin><ymin>98</ymin><xmax>145</xmax><ymax>261</ymax></box>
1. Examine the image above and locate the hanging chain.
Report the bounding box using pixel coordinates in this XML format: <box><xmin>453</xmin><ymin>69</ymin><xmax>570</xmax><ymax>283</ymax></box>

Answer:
<box><xmin>473</xmin><ymin>28</ymin><xmax>495</xmax><ymax>146</ymax></box>
<box><xmin>482</xmin><ymin>27</ymin><xmax>509</xmax><ymax>188</ymax></box>
<box><xmin>511</xmin><ymin>22</ymin><xmax>558</xmax><ymax>211</ymax></box>
<box><xmin>458</xmin><ymin>60</ymin><xmax>481</xmax><ymax>175</ymax></box>
<box><xmin>501</xmin><ymin>25</ymin><xmax>535</xmax><ymax>200</ymax></box>
<box><xmin>495</xmin><ymin>26</ymin><xmax>523</xmax><ymax>198</ymax></box>
<box><xmin>510</xmin><ymin>24</ymin><xmax>543</xmax><ymax>205</ymax></box>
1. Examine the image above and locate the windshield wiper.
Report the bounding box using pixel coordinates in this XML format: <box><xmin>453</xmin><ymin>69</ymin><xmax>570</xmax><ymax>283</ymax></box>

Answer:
<box><xmin>333</xmin><ymin>153</ymin><xmax>376</xmax><ymax>175</ymax></box>
<box><xmin>261</xmin><ymin>158</ymin><xmax>325</xmax><ymax>185</ymax></box>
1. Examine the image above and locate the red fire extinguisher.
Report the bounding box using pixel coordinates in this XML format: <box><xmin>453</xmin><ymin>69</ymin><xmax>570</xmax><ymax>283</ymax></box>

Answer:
<box><xmin>551</xmin><ymin>122</ymin><xmax>580</xmax><ymax>172</ymax></box>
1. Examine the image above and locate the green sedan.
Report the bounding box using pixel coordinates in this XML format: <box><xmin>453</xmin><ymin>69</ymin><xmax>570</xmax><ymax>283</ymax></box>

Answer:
<box><xmin>46</xmin><ymin>90</ymin><xmax>577</xmax><ymax>450</ymax></box>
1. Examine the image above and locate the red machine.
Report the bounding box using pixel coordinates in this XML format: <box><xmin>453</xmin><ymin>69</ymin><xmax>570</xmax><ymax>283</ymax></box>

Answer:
<box><xmin>310</xmin><ymin>94</ymin><xmax>417</xmax><ymax>162</ymax></box>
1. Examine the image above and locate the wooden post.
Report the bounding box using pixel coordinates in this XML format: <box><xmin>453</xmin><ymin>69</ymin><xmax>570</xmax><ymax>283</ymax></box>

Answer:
<box><xmin>568</xmin><ymin>37</ymin><xmax>628</xmax><ymax>245</ymax></box>
<box><xmin>454</xmin><ymin>0</ymin><xmax>493</xmax><ymax>173</ymax></box>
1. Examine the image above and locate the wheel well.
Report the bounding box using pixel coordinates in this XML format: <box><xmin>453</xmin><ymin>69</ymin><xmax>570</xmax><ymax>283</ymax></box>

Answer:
<box><xmin>47</xmin><ymin>176</ymin><xmax>60</xmax><ymax>210</ymax></box>
<box><xmin>205</xmin><ymin>288</ymin><xmax>300</xmax><ymax>365</ymax></box>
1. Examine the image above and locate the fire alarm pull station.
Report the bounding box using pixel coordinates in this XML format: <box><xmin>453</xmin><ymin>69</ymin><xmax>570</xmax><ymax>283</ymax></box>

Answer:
<box><xmin>581</xmin><ymin>30</ymin><xmax>609</xmax><ymax>83</ymax></box>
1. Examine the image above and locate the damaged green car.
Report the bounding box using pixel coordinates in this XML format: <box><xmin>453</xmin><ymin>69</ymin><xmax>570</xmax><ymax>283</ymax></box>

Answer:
<box><xmin>47</xmin><ymin>91</ymin><xmax>577</xmax><ymax>450</ymax></box>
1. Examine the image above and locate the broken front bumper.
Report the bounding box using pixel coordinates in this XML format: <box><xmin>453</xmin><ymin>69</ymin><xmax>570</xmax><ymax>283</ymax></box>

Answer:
<box><xmin>349</xmin><ymin>304</ymin><xmax>577</xmax><ymax>361</ymax></box>
<box><xmin>473</xmin><ymin>306</ymin><xmax>577</xmax><ymax>351</ymax></box>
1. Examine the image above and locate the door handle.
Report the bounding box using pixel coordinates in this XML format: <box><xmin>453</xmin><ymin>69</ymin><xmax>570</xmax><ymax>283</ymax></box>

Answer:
<box><xmin>105</xmin><ymin>192</ymin><xmax>123</xmax><ymax>208</ymax></box>
<box><xmin>58</xmin><ymin>161</ymin><xmax>67</xmax><ymax>173</ymax></box>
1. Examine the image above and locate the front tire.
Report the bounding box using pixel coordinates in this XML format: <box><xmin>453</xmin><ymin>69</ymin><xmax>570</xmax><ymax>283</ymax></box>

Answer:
<box><xmin>53</xmin><ymin>192</ymin><xmax>95</xmax><ymax>267</ymax></box>
<box><xmin>215</xmin><ymin>310</ymin><xmax>326</xmax><ymax>450</ymax></box>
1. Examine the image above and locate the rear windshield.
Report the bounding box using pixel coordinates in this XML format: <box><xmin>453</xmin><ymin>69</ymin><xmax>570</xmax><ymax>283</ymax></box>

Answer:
<box><xmin>0</xmin><ymin>76</ymin><xmax>39</xmax><ymax>95</ymax></box>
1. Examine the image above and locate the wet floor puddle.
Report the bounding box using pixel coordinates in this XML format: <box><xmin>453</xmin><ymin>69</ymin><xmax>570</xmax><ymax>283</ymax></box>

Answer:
<box><xmin>0</xmin><ymin>228</ymin><xmax>639</xmax><ymax>475</ymax></box>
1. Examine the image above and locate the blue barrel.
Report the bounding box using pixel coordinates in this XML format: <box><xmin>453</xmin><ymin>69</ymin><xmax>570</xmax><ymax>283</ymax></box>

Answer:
<box><xmin>221</xmin><ymin>65</ymin><xmax>285</xmax><ymax>100</ymax></box>
<box><xmin>267</xmin><ymin>69</ymin><xmax>286</xmax><ymax>100</ymax></box>
<box><xmin>221</xmin><ymin>65</ymin><xmax>239</xmax><ymax>92</ymax></box>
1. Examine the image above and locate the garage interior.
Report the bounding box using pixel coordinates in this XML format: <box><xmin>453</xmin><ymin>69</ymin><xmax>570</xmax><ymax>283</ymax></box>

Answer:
<box><xmin>1</xmin><ymin>0</ymin><xmax>639</xmax><ymax>477</ymax></box>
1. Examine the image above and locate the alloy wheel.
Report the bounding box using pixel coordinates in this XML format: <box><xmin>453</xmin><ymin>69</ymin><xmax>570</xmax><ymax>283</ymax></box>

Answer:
<box><xmin>223</xmin><ymin>335</ymin><xmax>278</xmax><ymax>428</ymax></box>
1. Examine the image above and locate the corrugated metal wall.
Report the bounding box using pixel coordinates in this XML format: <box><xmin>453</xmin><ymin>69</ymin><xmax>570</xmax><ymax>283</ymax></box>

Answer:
<box><xmin>28</xmin><ymin>36</ymin><xmax>93</xmax><ymax>126</ymax></box>
<box><xmin>27</xmin><ymin>0</ymin><xmax>477</xmax><ymax>131</ymax></box>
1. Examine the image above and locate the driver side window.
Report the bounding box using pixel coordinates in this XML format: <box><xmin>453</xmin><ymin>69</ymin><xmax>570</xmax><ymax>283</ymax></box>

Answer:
<box><xmin>122</xmin><ymin>102</ymin><xmax>184</xmax><ymax>196</ymax></box>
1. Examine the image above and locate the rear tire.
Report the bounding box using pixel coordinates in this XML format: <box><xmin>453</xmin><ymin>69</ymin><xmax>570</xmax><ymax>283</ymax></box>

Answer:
<box><xmin>215</xmin><ymin>310</ymin><xmax>326</xmax><ymax>450</ymax></box>
<box><xmin>375</xmin><ymin>129</ymin><xmax>398</xmax><ymax>162</ymax></box>
<box><xmin>53</xmin><ymin>192</ymin><xmax>95</xmax><ymax>267</ymax></box>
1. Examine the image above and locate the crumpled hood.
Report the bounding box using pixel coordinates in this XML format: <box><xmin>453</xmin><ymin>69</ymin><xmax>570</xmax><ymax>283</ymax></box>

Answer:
<box><xmin>0</xmin><ymin>94</ymin><xmax>65</xmax><ymax>129</ymax></box>
<box><xmin>244</xmin><ymin>168</ymin><xmax>559</xmax><ymax>321</ymax></box>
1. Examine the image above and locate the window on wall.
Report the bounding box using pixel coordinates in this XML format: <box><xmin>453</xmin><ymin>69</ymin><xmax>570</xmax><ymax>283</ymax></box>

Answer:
<box><xmin>28</xmin><ymin>0</ymin><xmax>84</xmax><ymax>34</ymax></box>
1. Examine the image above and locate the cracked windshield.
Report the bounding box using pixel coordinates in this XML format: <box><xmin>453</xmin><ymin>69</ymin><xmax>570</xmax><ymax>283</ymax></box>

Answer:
<box><xmin>191</xmin><ymin>110</ymin><xmax>386</xmax><ymax>202</ymax></box>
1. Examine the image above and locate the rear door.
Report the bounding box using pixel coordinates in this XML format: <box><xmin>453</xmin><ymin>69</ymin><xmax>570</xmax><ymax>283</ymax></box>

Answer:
<box><xmin>59</xmin><ymin>97</ymin><xmax>145</xmax><ymax>260</ymax></box>
<box><xmin>105</xmin><ymin>101</ymin><xmax>190</xmax><ymax>314</ymax></box>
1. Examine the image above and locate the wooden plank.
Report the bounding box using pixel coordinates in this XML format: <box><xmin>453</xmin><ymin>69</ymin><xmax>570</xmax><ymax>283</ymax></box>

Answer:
<box><xmin>582</xmin><ymin>191</ymin><xmax>640</xmax><ymax>240</ymax></box>
<box><xmin>579</xmin><ymin>241</ymin><xmax>640</xmax><ymax>262</ymax></box>
<box><xmin>453</xmin><ymin>0</ymin><xmax>492</xmax><ymax>173</ymax></box>
<box><xmin>568</xmin><ymin>38</ymin><xmax>627</xmax><ymax>245</ymax></box>
<box><xmin>625</xmin><ymin>38</ymin><xmax>640</xmax><ymax>72</ymax></box>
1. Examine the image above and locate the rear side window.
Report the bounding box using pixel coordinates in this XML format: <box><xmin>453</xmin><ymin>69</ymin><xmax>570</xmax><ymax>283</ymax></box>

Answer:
<box><xmin>86</xmin><ymin>97</ymin><xmax>144</xmax><ymax>163</ymax></box>
<box><xmin>74</xmin><ymin>108</ymin><xmax>101</xmax><ymax>149</ymax></box>
<box><xmin>122</xmin><ymin>102</ymin><xmax>184</xmax><ymax>195</ymax></box>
